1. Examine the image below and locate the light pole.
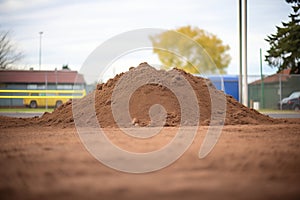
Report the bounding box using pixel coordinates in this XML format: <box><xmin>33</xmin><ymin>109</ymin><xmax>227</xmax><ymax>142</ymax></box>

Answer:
<box><xmin>238</xmin><ymin>0</ymin><xmax>242</xmax><ymax>103</ymax></box>
<box><xmin>238</xmin><ymin>0</ymin><xmax>248</xmax><ymax>106</ymax></box>
<box><xmin>242</xmin><ymin>0</ymin><xmax>248</xmax><ymax>107</ymax></box>
<box><xmin>39</xmin><ymin>31</ymin><xmax>43</xmax><ymax>70</ymax></box>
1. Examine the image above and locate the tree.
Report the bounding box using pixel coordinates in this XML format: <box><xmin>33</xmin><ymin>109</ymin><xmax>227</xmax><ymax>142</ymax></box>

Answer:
<box><xmin>62</xmin><ymin>64</ymin><xmax>70</xmax><ymax>70</ymax></box>
<box><xmin>0</xmin><ymin>29</ymin><xmax>23</xmax><ymax>70</ymax></box>
<box><xmin>286</xmin><ymin>0</ymin><xmax>300</xmax><ymax>3</ymax></box>
<box><xmin>150</xmin><ymin>26</ymin><xmax>231</xmax><ymax>74</ymax></box>
<box><xmin>265</xmin><ymin>1</ymin><xmax>300</xmax><ymax>74</ymax></box>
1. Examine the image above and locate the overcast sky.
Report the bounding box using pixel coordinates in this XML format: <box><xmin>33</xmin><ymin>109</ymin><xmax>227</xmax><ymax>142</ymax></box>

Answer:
<box><xmin>0</xmin><ymin>0</ymin><xmax>293</xmax><ymax>78</ymax></box>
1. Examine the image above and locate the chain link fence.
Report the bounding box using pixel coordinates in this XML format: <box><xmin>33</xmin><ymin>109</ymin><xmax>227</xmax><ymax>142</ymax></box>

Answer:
<box><xmin>248</xmin><ymin>74</ymin><xmax>300</xmax><ymax>110</ymax></box>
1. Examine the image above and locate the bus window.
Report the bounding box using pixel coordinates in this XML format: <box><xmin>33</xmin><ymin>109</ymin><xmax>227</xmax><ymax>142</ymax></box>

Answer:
<box><xmin>46</xmin><ymin>93</ymin><xmax>56</xmax><ymax>96</ymax></box>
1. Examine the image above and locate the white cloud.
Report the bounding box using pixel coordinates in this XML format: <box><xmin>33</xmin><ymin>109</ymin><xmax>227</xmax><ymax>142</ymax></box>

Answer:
<box><xmin>0</xmin><ymin>0</ymin><xmax>51</xmax><ymax>13</ymax></box>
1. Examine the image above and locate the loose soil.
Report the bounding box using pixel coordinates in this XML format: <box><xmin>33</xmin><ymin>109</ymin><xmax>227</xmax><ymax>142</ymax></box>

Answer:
<box><xmin>0</xmin><ymin>62</ymin><xmax>299</xmax><ymax>199</ymax></box>
<box><xmin>0</xmin><ymin>63</ymin><xmax>294</xmax><ymax>129</ymax></box>
<box><xmin>0</xmin><ymin>125</ymin><xmax>300</xmax><ymax>200</ymax></box>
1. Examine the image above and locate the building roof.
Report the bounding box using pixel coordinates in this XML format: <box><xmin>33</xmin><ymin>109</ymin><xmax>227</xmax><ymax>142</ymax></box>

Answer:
<box><xmin>249</xmin><ymin>69</ymin><xmax>291</xmax><ymax>85</ymax></box>
<box><xmin>0</xmin><ymin>70</ymin><xmax>85</xmax><ymax>84</ymax></box>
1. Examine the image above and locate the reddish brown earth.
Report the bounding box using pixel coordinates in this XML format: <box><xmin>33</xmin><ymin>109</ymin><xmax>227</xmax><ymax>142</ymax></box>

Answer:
<box><xmin>0</xmin><ymin>63</ymin><xmax>299</xmax><ymax>199</ymax></box>
<box><xmin>0</xmin><ymin>63</ymin><xmax>292</xmax><ymax>129</ymax></box>
<box><xmin>0</xmin><ymin>125</ymin><xmax>300</xmax><ymax>200</ymax></box>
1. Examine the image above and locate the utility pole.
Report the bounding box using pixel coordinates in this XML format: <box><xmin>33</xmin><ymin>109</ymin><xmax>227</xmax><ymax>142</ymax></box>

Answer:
<box><xmin>238</xmin><ymin>0</ymin><xmax>248</xmax><ymax>106</ymax></box>
<box><xmin>238</xmin><ymin>0</ymin><xmax>243</xmax><ymax>103</ymax></box>
<box><xmin>39</xmin><ymin>31</ymin><xmax>43</xmax><ymax>70</ymax></box>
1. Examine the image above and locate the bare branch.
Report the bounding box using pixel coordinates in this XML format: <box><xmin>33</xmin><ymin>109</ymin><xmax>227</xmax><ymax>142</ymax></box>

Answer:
<box><xmin>0</xmin><ymin>29</ymin><xmax>24</xmax><ymax>70</ymax></box>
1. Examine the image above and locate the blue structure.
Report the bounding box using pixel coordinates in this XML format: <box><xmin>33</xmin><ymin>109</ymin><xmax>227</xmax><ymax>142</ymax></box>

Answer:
<box><xmin>195</xmin><ymin>75</ymin><xmax>239</xmax><ymax>101</ymax></box>
<box><xmin>209</xmin><ymin>75</ymin><xmax>239</xmax><ymax>101</ymax></box>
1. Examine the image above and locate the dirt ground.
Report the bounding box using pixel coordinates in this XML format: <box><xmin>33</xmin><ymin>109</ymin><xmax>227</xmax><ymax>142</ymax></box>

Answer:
<box><xmin>1</xmin><ymin>123</ymin><xmax>300</xmax><ymax>200</ymax></box>
<box><xmin>0</xmin><ymin>63</ymin><xmax>299</xmax><ymax>199</ymax></box>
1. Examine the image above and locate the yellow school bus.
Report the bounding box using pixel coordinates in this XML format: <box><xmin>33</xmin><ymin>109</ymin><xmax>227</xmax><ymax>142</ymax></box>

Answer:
<box><xmin>0</xmin><ymin>89</ymin><xmax>86</xmax><ymax>108</ymax></box>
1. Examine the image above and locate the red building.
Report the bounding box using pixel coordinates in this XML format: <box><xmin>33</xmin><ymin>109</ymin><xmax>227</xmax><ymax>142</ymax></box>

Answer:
<box><xmin>0</xmin><ymin>70</ymin><xmax>86</xmax><ymax>107</ymax></box>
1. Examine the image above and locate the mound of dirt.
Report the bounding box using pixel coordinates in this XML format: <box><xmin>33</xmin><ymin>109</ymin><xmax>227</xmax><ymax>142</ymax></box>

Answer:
<box><xmin>38</xmin><ymin>62</ymin><xmax>278</xmax><ymax>128</ymax></box>
<box><xmin>0</xmin><ymin>62</ymin><xmax>283</xmax><ymax>128</ymax></box>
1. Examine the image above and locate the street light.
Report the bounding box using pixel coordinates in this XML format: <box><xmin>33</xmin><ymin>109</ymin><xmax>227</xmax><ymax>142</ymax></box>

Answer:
<box><xmin>39</xmin><ymin>31</ymin><xmax>43</xmax><ymax>70</ymax></box>
<box><xmin>38</xmin><ymin>31</ymin><xmax>47</xmax><ymax>109</ymax></box>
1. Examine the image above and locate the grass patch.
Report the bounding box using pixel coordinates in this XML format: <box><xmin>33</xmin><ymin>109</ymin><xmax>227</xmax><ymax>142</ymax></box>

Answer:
<box><xmin>258</xmin><ymin>109</ymin><xmax>298</xmax><ymax>114</ymax></box>
<box><xmin>0</xmin><ymin>108</ymin><xmax>54</xmax><ymax>113</ymax></box>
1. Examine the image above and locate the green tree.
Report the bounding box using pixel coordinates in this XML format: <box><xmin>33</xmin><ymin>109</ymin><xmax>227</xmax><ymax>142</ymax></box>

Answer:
<box><xmin>62</xmin><ymin>64</ymin><xmax>70</xmax><ymax>70</ymax></box>
<box><xmin>286</xmin><ymin>0</ymin><xmax>300</xmax><ymax>3</ymax></box>
<box><xmin>150</xmin><ymin>26</ymin><xmax>231</xmax><ymax>74</ymax></box>
<box><xmin>265</xmin><ymin>1</ymin><xmax>300</xmax><ymax>74</ymax></box>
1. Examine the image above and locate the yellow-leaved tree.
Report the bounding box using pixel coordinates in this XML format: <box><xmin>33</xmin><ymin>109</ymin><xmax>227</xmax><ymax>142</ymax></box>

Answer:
<box><xmin>150</xmin><ymin>26</ymin><xmax>231</xmax><ymax>74</ymax></box>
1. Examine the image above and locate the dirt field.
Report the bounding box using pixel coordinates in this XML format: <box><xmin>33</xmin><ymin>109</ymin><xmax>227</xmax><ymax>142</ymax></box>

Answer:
<box><xmin>1</xmin><ymin>64</ymin><xmax>299</xmax><ymax>199</ymax></box>
<box><xmin>1</xmin><ymin>123</ymin><xmax>300</xmax><ymax>200</ymax></box>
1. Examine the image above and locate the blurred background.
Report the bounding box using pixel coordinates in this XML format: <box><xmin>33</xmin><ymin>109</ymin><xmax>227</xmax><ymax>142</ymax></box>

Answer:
<box><xmin>0</xmin><ymin>0</ymin><xmax>299</xmax><ymax>115</ymax></box>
